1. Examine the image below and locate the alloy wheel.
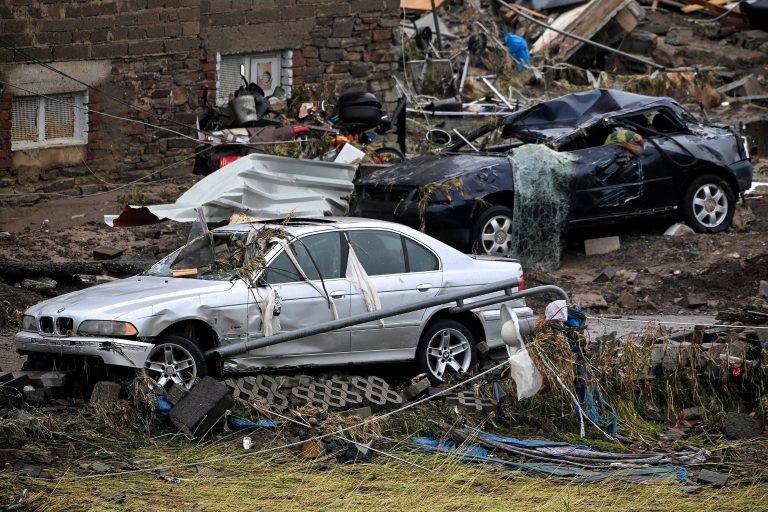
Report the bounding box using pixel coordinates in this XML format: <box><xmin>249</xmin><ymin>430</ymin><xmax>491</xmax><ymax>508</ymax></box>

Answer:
<box><xmin>144</xmin><ymin>343</ymin><xmax>198</xmax><ymax>389</ymax></box>
<box><xmin>480</xmin><ymin>215</ymin><xmax>513</xmax><ymax>255</ymax></box>
<box><xmin>692</xmin><ymin>183</ymin><xmax>729</xmax><ymax>228</ymax></box>
<box><xmin>425</xmin><ymin>327</ymin><xmax>472</xmax><ymax>380</ymax></box>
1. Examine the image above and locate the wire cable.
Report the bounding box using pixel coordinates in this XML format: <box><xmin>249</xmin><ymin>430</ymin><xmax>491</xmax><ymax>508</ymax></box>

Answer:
<box><xmin>0</xmin><ymin>38</ymin><xmax>201</xmax><ymax>134</ymax></box>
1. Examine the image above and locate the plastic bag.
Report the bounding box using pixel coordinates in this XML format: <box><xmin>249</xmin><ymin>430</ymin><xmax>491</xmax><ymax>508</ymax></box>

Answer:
<box><xmin>508</xmin><ymin>347</ymin><xmax>543</xmax><ymax>400</ymax></box>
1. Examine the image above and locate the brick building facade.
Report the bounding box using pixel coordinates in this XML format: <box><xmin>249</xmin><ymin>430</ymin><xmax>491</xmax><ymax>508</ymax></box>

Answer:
<box><xmin>0</xmin><ymin>0</ymin><xmax>400</xmax><ymax>194</ymax></box>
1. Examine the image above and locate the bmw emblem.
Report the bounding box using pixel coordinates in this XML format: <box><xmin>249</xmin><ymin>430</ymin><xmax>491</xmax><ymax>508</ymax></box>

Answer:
<box><xmin>57</xmin><ymin>306</ymin><xmax>66</xmax><ymax>313</ymax></box>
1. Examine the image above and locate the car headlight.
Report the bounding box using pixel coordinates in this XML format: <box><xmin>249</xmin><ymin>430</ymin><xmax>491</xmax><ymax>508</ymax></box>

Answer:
<box><xmin>22</xmin><ymin>315</ymin><xmax>37</xmax><ymax>332</ymax></box>
<box><xmin>77</xmin><ymin>320</ymin><xmax>138</xmax><ymax>337</ymax></box>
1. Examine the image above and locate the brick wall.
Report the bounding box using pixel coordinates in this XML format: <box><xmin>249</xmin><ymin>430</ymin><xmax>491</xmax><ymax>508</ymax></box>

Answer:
<box><xmin>0</xmin><ymin>0</ymin><xmax>400</xmax><ymax>194</ymax></box>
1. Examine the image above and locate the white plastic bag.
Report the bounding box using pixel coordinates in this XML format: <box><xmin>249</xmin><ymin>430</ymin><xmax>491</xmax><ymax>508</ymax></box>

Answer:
<box><xmin>508</xmin><ymin>347</ymin><xmax>543</xmax><ymax>400</ymax></box>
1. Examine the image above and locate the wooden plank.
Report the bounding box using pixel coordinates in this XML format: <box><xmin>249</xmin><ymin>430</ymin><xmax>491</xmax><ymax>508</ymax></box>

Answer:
<box><xmin>400</xmin><ymin>0</ymin><xmax>444</xmax><ymax>11</ymax></box>
<box><xmin>679</xmin><ymin>0</ymin><xmax>745</xmax><ymax>19</ymax></box>
<box><xmin>555</xmin><ymin>0</ymin><xmax>636</xmax><ymax>62</ymax></box>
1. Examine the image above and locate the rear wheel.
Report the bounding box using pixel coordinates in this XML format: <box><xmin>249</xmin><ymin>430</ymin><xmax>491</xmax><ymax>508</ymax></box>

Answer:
<box><xmin>143</xmin><ymin>335</ymin><xmax>207</xmax><ymax>390</ymax></box>
<box><xmin>473</xmin><ymin>205</ymin><xmax>514</xmax><ymax>256</ymax></box>
<box><xmin>682</xmin><ymin>174</ymin><xmax>735</xmax><ymax>233</ymax></box>
<box><xmin>417</xmin><ymin>319</ymin><xmax>477</xmax><ymax>384</ymax></box>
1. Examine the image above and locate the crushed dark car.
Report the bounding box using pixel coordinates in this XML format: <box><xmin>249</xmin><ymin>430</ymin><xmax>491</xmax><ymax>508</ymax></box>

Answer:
<box><xmin>353</xmin><ymin>89</ymin><xmax>752</xmax><ymax>262</ymax></box>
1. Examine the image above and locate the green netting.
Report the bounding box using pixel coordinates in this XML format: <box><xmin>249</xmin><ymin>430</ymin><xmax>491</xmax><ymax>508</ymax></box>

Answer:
<box><xmin>508</xmin><ymin>144</ymin><xmax>576</xmax><ymax>271</ymax></box>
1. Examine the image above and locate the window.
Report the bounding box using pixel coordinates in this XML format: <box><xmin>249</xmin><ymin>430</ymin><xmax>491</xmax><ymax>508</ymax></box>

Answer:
<box><xmin>265</xmin><ymin>232</ymin><xmax>342</xmax><ymax>284</ymax></box>
<box><xmin>216</xmin><ymin>51</ymin><xmax>292</xmax><ymax>106</ymax></box>
<box><xmin>404</xmin><ymin>238</ymin><xmax>439</xmax><ymax>272</ymax></box>
<box><xmin>348</xmin><ymin>230</ymin><xmax>407</xmax><ymax>276</ymax></box>
<box><xmin>11</xmin><ymin>92</ymin><xmax>88</xmax><ymax>150</ymax></box>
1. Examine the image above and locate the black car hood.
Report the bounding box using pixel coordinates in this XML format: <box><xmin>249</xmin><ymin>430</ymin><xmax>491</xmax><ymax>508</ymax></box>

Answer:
<box><xmin>357</xmin><ymin>154</ymin><xmax>508</xmax><ymax>187</ymax></box>
<box><xmin>501</xmin><ymin>88</ymin><xmax>685</xmax><ymax>142</ymax></box>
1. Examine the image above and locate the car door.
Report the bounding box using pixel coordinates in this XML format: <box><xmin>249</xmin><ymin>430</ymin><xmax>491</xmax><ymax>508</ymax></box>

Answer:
<box><xmin>347</xmin><ymin>229</ymin><xmax>442</xmax><ymax>357</ymax></box>
<box><xmin>239</xmin><ymin>231</ymin><xmax>351</xmax><ymax>368</ymax></box>
<box><xmin>569</xmin><ymin>143</ymin><xmax>645</xmax><ymax>221</ymax></box>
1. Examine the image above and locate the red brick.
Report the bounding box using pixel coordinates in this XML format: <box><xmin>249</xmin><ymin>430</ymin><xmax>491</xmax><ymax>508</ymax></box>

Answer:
<box><xmin>0</xmin><ymin>112</ymin><xmax>9</xmax><ymax>121</ymax></box>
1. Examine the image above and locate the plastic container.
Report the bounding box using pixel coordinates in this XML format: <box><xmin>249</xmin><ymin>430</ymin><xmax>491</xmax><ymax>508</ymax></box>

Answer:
<box><xmin>338</xmin><ymin>92</ymin><xmax>382</xmax><ymax>129</ymax></box>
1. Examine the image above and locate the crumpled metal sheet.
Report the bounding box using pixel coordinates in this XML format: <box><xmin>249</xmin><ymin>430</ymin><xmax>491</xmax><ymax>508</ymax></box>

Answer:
<box><xmin>105</xmin><ymin>154</ymin><xmax>356</xmax><ymax>226</ymax></box>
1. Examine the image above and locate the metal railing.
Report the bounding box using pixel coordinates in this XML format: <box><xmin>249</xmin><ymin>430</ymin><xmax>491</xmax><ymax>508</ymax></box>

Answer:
<box><xmin>208</xmin><ymin>278</ymin><xmax>568</xmax><ymax>359</ymax></box>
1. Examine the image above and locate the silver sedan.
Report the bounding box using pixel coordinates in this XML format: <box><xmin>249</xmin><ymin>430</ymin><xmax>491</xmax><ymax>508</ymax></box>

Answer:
<box><xmin>16</xmin><ymin>218</ymin><xmax>534</xmax><ymax>387</ymax></box>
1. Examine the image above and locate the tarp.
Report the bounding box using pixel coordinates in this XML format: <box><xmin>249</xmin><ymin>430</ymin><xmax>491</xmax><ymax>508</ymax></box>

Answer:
<box><xmin>106</xmin><ymin>154</ymin><xmax>356</xmax><ymax>227</ymax></box>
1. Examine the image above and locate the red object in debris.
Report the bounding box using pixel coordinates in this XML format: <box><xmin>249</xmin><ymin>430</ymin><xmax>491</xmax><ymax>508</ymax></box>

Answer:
<box><xmin>219</xmin><ymin>155</ymin><xmax>241</xmax><ymax>169</ymax></box>
<box><xmin>729</xmin><ymin>364</ymin><xmax>742</xmax><ymax>377</ymax></box>
<box><xmin>518</xmin><ymin>274</ymin><xmax>525</xmax><ymax>291</ymax></box>
<box><xmin>292</xmin><ymin>125</ymin><xmax>311</xmax><ymax>135</ymax></box>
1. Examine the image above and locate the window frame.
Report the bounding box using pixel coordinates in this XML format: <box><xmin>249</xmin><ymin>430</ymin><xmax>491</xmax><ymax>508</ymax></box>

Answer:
<box><xmin>216</xmin><ymin>51</ymin><xmax>286</xmax><ymax>107</ymax></box>
<box><xmin>11</xmin><ymin>92</ymin><xmax>88</xmax><ymax>151</ymax></box>
<box><xmin>262</xmin><ymin>231</ymin><xmax>347</xmax><ymax>285</ymax></box>
<box><xmin>345</xmin><ymin>228</ymin><xmax>442</xmax><ymax>276</ymax></box>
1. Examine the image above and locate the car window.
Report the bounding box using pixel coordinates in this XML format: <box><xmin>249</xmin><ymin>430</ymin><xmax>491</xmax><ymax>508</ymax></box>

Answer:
<box><xmin>348</xmin><ymin>230</ymin><xmax>406</xmax><ymax>276</ymax></box>
<box><xmin>404</xmin><ymin>237</ymin><xmax>439</xmax><ymax>272</ymax></box>
<box><xmin>618</xmin><ymin>109</ymin><xmax>684</xmax><ymax>134</ymax></box>
<box><xmin>264</xmin><ymin>232</ymin><xmax>342</xmax><ymax>284</ymax></box>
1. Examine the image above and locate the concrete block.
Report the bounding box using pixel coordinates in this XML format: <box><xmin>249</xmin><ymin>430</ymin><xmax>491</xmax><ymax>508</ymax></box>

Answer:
<box><xmin>664</xmin><ymin>222</ymin><xmax>695</xmax><ymax>236</ymax></box>
<box><xmin>165</xmin><ymin>382</ymin><xmax>188</xmax><ymax>405</ymax></box>
<box><xmin>13</xmin><ymin>371</ymin><xmax>70</xmax><ymax>388</ymax></box>
<box><xmin>475</xmin><ymin>341</ymin><xmax>490</xmax><ymax>357</ymax></box>
<box><xmin>402</xmin><ymin>378</ymin><xmax>430</xmax><ymax>401</ymax></box>
<box><xmin>0</xmin><ymin>373</ymin><xmax>31</xmax><ymax>405</ymax></box>
<box><xmin>593</xmin><ymin>267</ymin><xmax>616</xmax><ymax>283</ymax></box>
<box><xmin>572</xmin><ymin>292</ymin><xmax>608</xmax><ymax>309</ymax></box>
<box><xmin>683</xmin><ymin>294</ymin><xmax>708</xmax><ymax>308</ymax></box>
<box><xmin>584</xmin><ymin>236</ymin><xmax>620</xmax><ymax>256</ymax></box>
<box><xmin>697</xmin><ymin>469</ymin><xmax>729</xmax><ymax>487</ymax></box>
<box><xmin>169</xmin><ymin>377</ymin><xmax>234</xmax><ymax>438</ymax></box>
<box><xmin>90</xmin><ymin>381</ymin><xmax>121</xmax><ymax>405</ymax></box>
<box><xmin>617</xmin><ymin>291</ymin><xmax>637</xmax><ymax>309</ymax></box>
<box><xmin>93</xmin><ymin>246</ymin><xmax>124</xmax><ymax>260</ymax></box>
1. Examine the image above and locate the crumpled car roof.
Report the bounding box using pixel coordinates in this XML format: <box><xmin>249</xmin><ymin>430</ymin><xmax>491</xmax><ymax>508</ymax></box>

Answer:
<box><xmin>501</xmin><ymin>88</ymin><xmax>685</xmax><ymax>142</ymax></box>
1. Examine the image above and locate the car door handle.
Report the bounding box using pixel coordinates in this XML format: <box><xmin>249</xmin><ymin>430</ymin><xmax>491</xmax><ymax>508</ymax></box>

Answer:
<box><xmin>329</xmin><ymin>291</ymin><xmax>346</xmax><ymax>299</ymax></box>
<box><xmin>416</xmin><ymin>284</ymin><xmax>432</xmax><ymax>292</ymax></box>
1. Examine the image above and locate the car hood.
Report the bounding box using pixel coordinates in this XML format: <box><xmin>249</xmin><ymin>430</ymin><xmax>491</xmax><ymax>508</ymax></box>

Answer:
<box><xmin>26</xmin><ymin>276</ymin><xmax>239</xmax><ymax>320</ymax></box>
<box><xmin>357</xmin><ymin>154</ymin><xmax>508</xmax><ymax>188</ymax></box>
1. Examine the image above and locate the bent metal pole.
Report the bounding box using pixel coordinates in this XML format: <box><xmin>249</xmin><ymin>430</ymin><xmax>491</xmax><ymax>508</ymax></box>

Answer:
<box><xmin>208</xmin><ymin>280</ymin><xmax>568</xmax><ymax>359</ymax></box>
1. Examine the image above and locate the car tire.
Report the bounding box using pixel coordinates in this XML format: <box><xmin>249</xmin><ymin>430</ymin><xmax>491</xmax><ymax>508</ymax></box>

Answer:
<box><xmin>682</xmin><ymin>174</ymin><xmax>735</xmax><ymax>233</ymax></box>
<box><xmin>473</xmin><ymin>205</ymin><xmax>514</xmax><ymax>256</ymax></box>
<box><xmin>416</xmin><ymin>319</ymin><xmax>477</xmax><ymax>384</ymax></box>
<box><xmin>143</xmin><ymin>335</ymin><xmax>207</xmax><ymax>390</ymax></box>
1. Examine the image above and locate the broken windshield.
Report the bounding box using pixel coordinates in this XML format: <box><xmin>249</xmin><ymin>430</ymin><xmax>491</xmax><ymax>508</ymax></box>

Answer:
<box><xmin>145</xmin><ymin>232</ymin><xmax>257</xmax><ymax>281</ymax></box>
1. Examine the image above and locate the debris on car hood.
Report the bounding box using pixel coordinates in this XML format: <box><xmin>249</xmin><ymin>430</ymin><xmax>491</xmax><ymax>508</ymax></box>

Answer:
<box><xmin>106</xmin><ymin>154</ymin><xmax>356</xmax><ymax>227</ymax></box>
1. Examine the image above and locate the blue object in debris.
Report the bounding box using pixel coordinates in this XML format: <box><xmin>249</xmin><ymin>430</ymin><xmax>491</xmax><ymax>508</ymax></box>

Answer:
<box><xmin>504</xmin><ymin>34</ymin><xmax>530</xmax><ymax>71</ymax></box>
<box><xmin>155</xmin><ymin>394</ymin><xmax>173</xmax><ymax>422</ymax></box>
<box><xmin>567</xmin><ymin>304</ymin><xmax>586</xmax><ymax>328</ymax></box>
<box><xmin>228</xmin><ymin>417</ymin><xmax>275</xmax><ymax>429</ymax></box>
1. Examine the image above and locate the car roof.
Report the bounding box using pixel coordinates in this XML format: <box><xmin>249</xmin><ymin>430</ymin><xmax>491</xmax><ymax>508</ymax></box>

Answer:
<box><xmin>213</xmin><ymin>217</ymin><xmax>422</xmax><ymax>237</ymax></box>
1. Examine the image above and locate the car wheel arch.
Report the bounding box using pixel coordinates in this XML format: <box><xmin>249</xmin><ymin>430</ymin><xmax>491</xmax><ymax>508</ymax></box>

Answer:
<box><xmin>419</xmin><ymin>308</ymin><xmax>486</xmax><ymax>347</ymax></box>
<box><xmin>157</xmin><ymin>319</ymin><xmax>219</xmax><ymax>353</ymax></box>
<box><xmin>680</xmin><ymin>166</ymin><xmax>739</xmax><ymax>203</ymax></box>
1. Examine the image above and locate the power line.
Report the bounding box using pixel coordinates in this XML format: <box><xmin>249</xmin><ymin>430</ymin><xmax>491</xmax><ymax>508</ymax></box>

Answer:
<box><xmin>0</xmin><ymin>38</ymin><xmax>202</xmax><ymax>135</ymax></box>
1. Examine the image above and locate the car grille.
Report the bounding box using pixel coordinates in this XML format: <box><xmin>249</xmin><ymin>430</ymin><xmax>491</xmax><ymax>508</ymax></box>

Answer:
<box><xmin>56</xmin><ymin>317</ymin><xmax>74</xmax><ymax>335</ymax></box>
<box><xmin>38</xmin><ymin>316</ymin><xmax>74</xmax><ymax>335</ymax></box>
<box><xmin>40</xmin><ymin>316</ymin><xmax>54</xmax><ymax>334</ymax></box>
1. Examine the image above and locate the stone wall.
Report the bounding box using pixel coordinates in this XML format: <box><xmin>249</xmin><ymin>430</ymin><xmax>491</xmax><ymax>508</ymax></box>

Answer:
<box><xmin>0</xmin><ymin>0</ymin><xmax>400</xmax><ymax>194</ymax></box>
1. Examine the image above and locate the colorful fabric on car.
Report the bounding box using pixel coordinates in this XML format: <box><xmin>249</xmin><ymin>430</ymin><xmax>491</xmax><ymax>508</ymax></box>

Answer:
<box><xmin>604</xmin><ymin>129</ymin><xmax>645</xmax><ymax>156</ymax></box>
